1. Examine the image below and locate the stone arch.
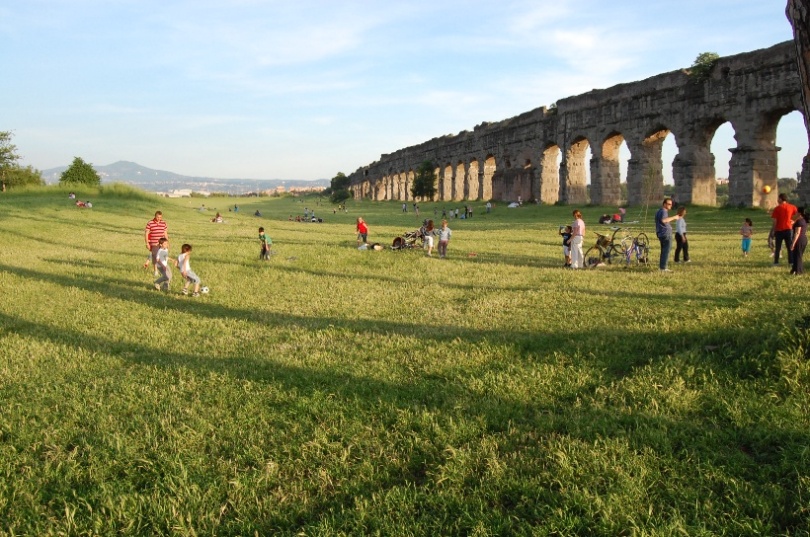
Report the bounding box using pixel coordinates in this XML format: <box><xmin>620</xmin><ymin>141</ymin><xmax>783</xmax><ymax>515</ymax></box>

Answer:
<box><xmin>591</xmin><ymin>131</ymin><xmax>624</xmax><ymax>206</ymax></box>
<box><xmin>563</xmin><ymin>137</ymin><xmax>589</xmax><ymax>205</ymax></box>
<box><xmin>539</xmin><ymin>144</ymin><xmax>561</xmax><ymax>204</ymax></box>
<box><xmin>728</xmin><ymin>109</ymin><xmax>795</xmax><ymax>207</ymax></box>
<box><xmin>406</xmin><ymin>169</ymin><xmax>415</xmax><ymax>201</ymax></box>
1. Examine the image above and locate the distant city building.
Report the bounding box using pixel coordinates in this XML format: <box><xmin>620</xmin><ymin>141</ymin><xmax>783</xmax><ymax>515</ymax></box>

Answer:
<box><xmin>288</xmin><ymin>186</ymin><xmax>326</xmax><ymax>194</ymax></box>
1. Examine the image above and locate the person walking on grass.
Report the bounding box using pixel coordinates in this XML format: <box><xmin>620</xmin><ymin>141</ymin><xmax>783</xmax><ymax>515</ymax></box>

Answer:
<box><xmin>674</xmin><ymin>206</ymin><xmax>690</xmax><ymax>263</ymax></box>
<box><xmin>655</xmin><ymin>198</ymin><xmax>682</xmax><ymax>272</ymax></box>
<box><xmin>259</xmin><ymin>227</ymin><xmax>272</xmax><ymax>260</ymax></box>
<box><xmin>771</xmin><ymin>193</ymin><xmax>798</xmax><ymax>267</ymax></box>
<box><xmin>740</xmin><ymin>218</ymin><xmax>754</xmax><ymax>257</ymax></box>
<box><xmin>144</xmin><ymin>210</ymin><xmax>168</xmax><ymax>275</ymax></box>
<box><xmin>153</xmin><ymin>238</ymin><xmax>172</xmax><ymax>292</ymax></box>
<box><xmin>177</xmin><ymin>244</ymin><xmax>203</xmax><ymax>297</ymax></box>
<box><xmin>423</xmin><ymin>219</ymin><xmax>435</xmax><ymax>256</ymax></box>
<box><xmin>570</xmin><ymin>209</ymin><xmax>585</xmax><ymax>269</ymax></box>
<box><xmin>437</xmin><ymin>219</ymin><xmax>452</xmax><ymax>258</ymax></box>
<box><xmin>356</xmin><ymin>217</ymin><xmax>368</xmax><ymax>246</ymax></box>
<box><xmin>790</xmin><ymin>207</ymin><xmax>807</xmax><ymax>275</ymax></box>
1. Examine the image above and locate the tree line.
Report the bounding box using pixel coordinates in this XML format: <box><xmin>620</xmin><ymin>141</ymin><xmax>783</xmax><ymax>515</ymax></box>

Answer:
<box><xmin>1</xmin><ymin>131</ymin><xmax>101</xmax><ymax>189</ymax></box>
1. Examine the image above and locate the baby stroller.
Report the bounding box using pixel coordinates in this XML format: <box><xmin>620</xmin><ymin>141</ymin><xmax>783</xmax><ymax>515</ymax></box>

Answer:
<box><xmin>391</xmin><ymin>229</ymin><xmax>422</xmax><ymax>250</ymax></box>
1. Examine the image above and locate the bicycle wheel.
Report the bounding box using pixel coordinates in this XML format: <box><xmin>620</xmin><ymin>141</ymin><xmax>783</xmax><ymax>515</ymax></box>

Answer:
<box><xmin>584</xmin><ymin>246</ymin><xmax>604</xmax><ymax>268</ymax></box>
<box><xmin>604</xmin><ymin>244</ymin><xmax>625</xmax><ymax>265</ymax></box>
<box><xmin>635</xmin><ymin>233</ymin><xmax>650</xmax><ymax>264</ymax></box>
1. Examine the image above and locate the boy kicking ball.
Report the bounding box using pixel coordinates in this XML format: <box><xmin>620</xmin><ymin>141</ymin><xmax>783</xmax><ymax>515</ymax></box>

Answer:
<box><xmin>177</xmin><ymin>243</ymin><xmax>203</xmax><ymax>297</ymax></box>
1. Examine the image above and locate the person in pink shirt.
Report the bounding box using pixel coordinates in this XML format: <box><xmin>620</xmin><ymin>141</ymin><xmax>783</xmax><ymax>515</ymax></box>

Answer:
<box><xmin>570</xmin><ymin>209</ymin><xmax>586</xmax><ymax>269</ymax></box>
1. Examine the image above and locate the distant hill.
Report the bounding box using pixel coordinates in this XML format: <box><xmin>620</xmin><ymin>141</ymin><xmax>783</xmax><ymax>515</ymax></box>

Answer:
<box><xmin>41</xmin><ymin>161</ymin><xmax>329</xmax><ymax>194</ymax></box>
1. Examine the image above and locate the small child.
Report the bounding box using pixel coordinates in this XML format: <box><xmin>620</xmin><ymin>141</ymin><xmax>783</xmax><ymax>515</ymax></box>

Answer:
<box><xmin>259</xmin><ymin>227</ymin><xmax>272</xmax><ymax>260</ymax></box>
<box><xmin>437</xmin><ymin>219</ymin><xmax>452</xmax><ymax>258</ymax></box>
<box><xmin>740</xmin><ymin>218</ymin><xmax>753</xmax><ymax>257</ymax></box>
<box><xmin>423</xmin><ymin>219</ymin><xmax>435</xmax><ymax>256</ymax></box>
<box><xmin>560</xmin><ymin>225</ymin><xmax>573</xmax><ymax>267</ymax></box>
<box><xmin>177</xmin><ymin>243</ymin><xmax>202</xmax><ymax>296</ymax></box>
<box><xmin>768</xmin><ymin>222</ymin><xmax>775</xmax><ymax>257</ymax></box>
<box><xmin>153</xmin><ymin>237</ymin><xmax>172</xmax><ymax>292</ymax></box>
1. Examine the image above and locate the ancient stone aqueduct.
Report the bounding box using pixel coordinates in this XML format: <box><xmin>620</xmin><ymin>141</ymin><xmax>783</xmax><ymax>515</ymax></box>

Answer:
<box><xmin>348</xmin><ymin>41</ymin><xmax>809</xmax><ymax>207</ymax></box>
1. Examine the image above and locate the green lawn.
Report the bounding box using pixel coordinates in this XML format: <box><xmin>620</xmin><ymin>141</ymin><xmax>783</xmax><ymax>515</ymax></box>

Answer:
<box><xmin>1</xmin><ymin>185</ymin><xmax>808</xmax><ymax>536</ymax></box>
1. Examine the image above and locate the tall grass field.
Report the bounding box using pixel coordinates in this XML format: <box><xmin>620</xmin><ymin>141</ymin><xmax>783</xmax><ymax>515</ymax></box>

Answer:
<box><xmin>1</xmin><ymin>185</ymin><xmax>808</xmax><ymax>536</ymax></box>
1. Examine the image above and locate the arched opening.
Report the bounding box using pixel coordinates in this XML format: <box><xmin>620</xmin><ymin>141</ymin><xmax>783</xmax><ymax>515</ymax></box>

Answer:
<box><xmin>661</xmin><ymin>134</ymin><xmax>678</xmax><ymax>186</ymax></box>
<box><xmin>710</xmin><ymin>121</ymin><xmax>735</xmax><ymax>205</ymax></box>
<box><xmin>776</xmin><ymin>111</ymin><xmax>808</xmax><ymax>199</ymax></box>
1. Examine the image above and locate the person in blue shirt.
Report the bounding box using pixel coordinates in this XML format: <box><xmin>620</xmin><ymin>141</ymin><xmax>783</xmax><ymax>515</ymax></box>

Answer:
<box><xmin>655</xmin><ymin>198</ymin><xmax>683</xmax><ymax>272</ymax></box>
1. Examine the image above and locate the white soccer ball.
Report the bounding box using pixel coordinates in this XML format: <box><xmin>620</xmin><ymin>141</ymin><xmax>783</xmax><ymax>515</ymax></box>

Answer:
<box><xmin>201</xmin><ymin>286</ymin><xmax>209</xmax><ymax>294</ymax></box>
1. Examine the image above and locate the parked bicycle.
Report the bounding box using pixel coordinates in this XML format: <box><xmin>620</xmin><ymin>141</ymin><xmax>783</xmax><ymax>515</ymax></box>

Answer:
<box><xmin>584</xmin><ymin>227</ymin><xmax>650</xmax><ymax>268</ymax></box>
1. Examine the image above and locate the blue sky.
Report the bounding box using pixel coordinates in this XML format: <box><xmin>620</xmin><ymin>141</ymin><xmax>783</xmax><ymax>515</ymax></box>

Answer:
<box><xmin>1</xmin><ymin>0</ymin><xmax>806</xmax><ymax>181</ymax></box>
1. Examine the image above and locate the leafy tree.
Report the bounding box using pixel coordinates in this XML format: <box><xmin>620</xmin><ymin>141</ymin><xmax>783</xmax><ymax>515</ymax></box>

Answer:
<box><xmin>328</xmin><ymin>171</ymin><xmax>351</xmax><ymax>203</ymax></box>
<box><xmin>410</xmin><ymin>161</ymin><xmax>437</xmax><ymax>200</ymax></box>
<box><xmin>0</xmin><ymin>131</ymin><xmax>22</xmax><ymax>187</ymax></box>
<box><xmin>59</xmin><ymin>157</ymin><xmax>101</xmax><ymax>186</ymax></box>
<box><xmin>4</xmin><ymin>165</ymin><xmax>44</xmax><ymax>187</ymax></box>
<box><xmin>689</xmin><ymin>52</ymin><xmax>720</xmax><ymax>80</ymax></box>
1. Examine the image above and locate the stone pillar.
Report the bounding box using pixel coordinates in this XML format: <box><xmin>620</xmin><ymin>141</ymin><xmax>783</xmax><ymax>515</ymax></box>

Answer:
<box><xmin>787</xmin><ymin>0</ymin><xmax>810</xmax><ymax>147</ymax></box>
<box><xmin>671</xmin><ymin>145</ymin><xmax>715</xmax><ymax>206</ymax></box>
<box><xmin>454</xmin><ymin>163</ymin><xmax>465</xmax><ymax>201</ymax></box>
<box><xmin>797</xmin><ymin>155</ymin><xmax>810</xmax><ymax>206</ymax></box>
<box><xmin>728</xmin><ymin>146</ymin><xmax>779</xmax><ymax>208</ymax></box>
<box><xmin>590</xmin><ymin>155</ymin><xmax>621</xmax><ymax>206</ymax></box>
<box><xmin>482</xmin><ymin>157</ymin><xmax>496</xmax><ymax>200</ymax></box>
<box><xmin>539</xmin><ymin>147</ymin><xmax>560</xmax><ymax>204</ymax></box>
<box><xmin>562</xmin><ymin>141</ymin><xmax>588</xmax><ymax>205</ymax></box>
<box><xmin>465</xmin><ymin>161</ymin><xmax>479</xmax><ymax>200</ymax></box>
<box><xmin>443</xmin><ymin>165</ymin><xmax>453</xmax><ymax>201</ymax></box>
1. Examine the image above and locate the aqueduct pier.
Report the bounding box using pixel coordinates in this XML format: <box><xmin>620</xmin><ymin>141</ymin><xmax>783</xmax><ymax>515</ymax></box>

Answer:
<box><xmin>348</xmin><ymin>41</ymin><xmax>808</xmax><ymax>207</ymax></box>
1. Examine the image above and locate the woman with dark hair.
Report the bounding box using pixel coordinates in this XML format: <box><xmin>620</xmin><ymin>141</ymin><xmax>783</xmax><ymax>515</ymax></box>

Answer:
<box><xmin>790</xmin><ymin>207</ymin><xmax>807</xmax><ymax>275</ymax></box>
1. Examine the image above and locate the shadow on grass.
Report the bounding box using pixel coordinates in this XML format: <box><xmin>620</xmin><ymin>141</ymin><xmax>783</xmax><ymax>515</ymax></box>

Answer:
<box><xmin>0</xmin><ymin>262</ymin><xmax>781</xmax><ymax>384</ymax></box>
<box><xmin>1</xmin><ymin>305</ymin><xmax>808</xmax><ymax>533</ymax></box>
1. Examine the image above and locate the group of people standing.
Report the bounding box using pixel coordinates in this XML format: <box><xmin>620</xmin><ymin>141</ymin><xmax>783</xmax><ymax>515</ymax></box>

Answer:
<box><xmin>770</xmin><ymin>193</ymin><xmax>808</xmax><ymax>275</ymax></box>
<box><xmin>654</xmin><ymin>195</ymin><xmax>808</xmax><ymax>273</ymax></box>
<box><xmin>565</xmin><ymin>194</ymin><xmax>807</xmax><ymax>274</ymax></box>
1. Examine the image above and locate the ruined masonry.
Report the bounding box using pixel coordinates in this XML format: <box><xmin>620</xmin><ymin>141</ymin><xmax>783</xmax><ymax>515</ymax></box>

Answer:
<box><xmin>348</xmin><ymin>41</ymin><xmax>808</xmax><ymax>207</ymax></box>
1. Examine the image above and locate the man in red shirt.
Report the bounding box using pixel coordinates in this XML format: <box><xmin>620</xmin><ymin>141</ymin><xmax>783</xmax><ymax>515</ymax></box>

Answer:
<box><xmin>771</xmin><ymin>193</ymin><xmax>798</xmax><ymax>266</ymax></box>
<box><xmin>144</xmin><ymin>211</ymin><xmax>169</xmax><ymax>273</ymax></box>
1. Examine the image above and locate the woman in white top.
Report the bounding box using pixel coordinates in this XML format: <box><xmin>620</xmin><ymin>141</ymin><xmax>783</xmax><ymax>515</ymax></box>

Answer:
<box><xmin>570</xmin><ymin>209</ymin><xmax>586</xmax><ymax>269</ymax></box>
